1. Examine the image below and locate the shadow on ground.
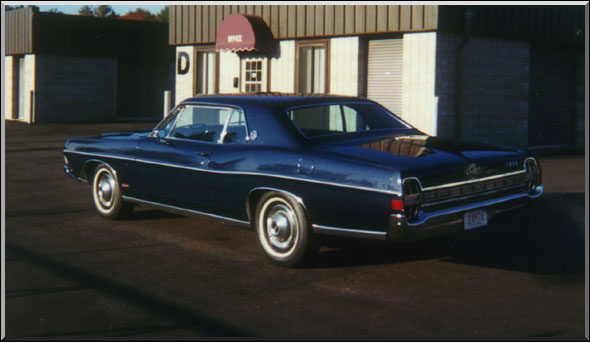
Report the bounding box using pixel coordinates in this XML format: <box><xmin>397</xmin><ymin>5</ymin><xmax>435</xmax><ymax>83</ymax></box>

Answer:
<box><xmin>313</xmin><ymin>193</ymin><xmax>585</xmax><ymax>275</ymax></box>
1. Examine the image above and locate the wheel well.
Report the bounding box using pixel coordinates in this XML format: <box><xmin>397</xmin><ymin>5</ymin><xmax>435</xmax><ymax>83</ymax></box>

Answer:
<box><xmin>246</xmin><ymin>188</ymin><xmax>311</xmax><ymax>226</ymax></box>
<box><xmin>83</xmin><ymin>161</ymin><xmax>101</xmax><ymax>182</ymax></box>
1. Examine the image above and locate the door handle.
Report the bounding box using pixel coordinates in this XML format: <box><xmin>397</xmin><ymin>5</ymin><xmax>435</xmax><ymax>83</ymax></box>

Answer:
<box><xmin>195</xmin><ymin>152</ymin><xmax>209</xmax><ymax>157</ymax></box>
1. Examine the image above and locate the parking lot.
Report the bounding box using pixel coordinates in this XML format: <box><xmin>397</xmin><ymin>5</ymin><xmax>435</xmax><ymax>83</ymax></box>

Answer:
<box><xmin>3</xmin><ymin>120</ymin><xmax>587</xmax><ymax>338</ymax></box>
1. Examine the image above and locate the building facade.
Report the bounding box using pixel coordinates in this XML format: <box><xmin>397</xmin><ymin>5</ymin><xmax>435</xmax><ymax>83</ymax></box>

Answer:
<box><xmin>168</xmin><ymin>5</ymin><xmax>585</xmax><ymax>148</ymax></box>
<box><xmin>4</xmin><ymin>7</ymin><xmax>174</xmax><ymax>123</ymax></box>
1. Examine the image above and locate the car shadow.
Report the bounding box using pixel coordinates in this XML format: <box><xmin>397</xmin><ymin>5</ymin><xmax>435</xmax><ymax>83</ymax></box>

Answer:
<box><xmin>314</xmin><ymin>192</ymin><xmax>585</xmax><ymax>275</ymax></box>
<box><xmin>121</xmin><ymin>208</ymin><xmax>184</xmax><ymax>221</ymax></box>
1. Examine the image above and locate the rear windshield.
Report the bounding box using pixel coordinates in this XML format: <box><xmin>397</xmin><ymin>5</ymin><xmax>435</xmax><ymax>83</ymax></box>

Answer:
<box><xmin>286</xmin><ymin>103</ymin><xmax>410</xmax><ymax>138</ymax></box>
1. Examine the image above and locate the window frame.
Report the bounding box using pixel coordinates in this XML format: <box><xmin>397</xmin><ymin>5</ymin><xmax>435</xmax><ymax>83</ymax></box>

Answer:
<box><xmin>240</xmin><ymin>56</ymin><xmax>269</xmax><ymax>93</ymax></box>
<box><xmin>284</xmin><ymin>102</ymin><xmax>412</xmax><ymax>139</ymax></box>
<box><xmin>155</xmin><ymin>104</ymin><xmax>250</xmax><ymax>145</ymax></box>
<box><xmin>295</xmin><ymin>40</ymin><xmax>330</xmax><ymax>94</ymax></box>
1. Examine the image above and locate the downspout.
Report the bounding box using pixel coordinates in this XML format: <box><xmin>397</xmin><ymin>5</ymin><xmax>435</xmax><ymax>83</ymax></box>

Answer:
<box><xmin>454</xmin><ymin>6</ymin><xmax>473</xmax><ymax>140</ymax></box>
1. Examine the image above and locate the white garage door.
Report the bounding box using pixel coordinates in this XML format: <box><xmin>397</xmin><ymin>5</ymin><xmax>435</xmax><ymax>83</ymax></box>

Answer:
<box><xmin>367</xmin><ymin>39</ymin><xmax>403</xmax><ymax>116</ymax></box>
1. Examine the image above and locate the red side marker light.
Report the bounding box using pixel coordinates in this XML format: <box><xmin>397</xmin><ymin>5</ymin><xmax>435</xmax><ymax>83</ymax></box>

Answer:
<box><xmin>391</xmin><ymin>199</ymin><xmax>404</xmax><ymax>211</ymax></box>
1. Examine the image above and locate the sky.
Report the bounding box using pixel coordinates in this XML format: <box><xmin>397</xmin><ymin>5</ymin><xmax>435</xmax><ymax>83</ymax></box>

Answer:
<box><xmin>22</xmin><ymin>3</ymin><xmax>167</xmax><ymax>15</ymax></box>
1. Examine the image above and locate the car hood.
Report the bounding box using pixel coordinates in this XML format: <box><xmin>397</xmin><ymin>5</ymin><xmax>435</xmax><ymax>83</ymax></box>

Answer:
<box><xmin>317</xmin><ymin>134</ymin><xmax>528</xmax><ymax>188</ymax></box>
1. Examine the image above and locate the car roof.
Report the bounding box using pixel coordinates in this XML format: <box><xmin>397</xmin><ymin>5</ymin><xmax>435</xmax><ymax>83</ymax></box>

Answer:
<box><xmin>180</xmin><ymin>93</ymin><xmax>375</xmax><ymax>109</ymax></box>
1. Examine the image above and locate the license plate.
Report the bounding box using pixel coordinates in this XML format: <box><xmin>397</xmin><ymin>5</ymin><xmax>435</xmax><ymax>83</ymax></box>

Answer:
<box><xmin>464</xmin><ymin>209</ymin><xmax>488</xmax><ymax>230</ymax></box>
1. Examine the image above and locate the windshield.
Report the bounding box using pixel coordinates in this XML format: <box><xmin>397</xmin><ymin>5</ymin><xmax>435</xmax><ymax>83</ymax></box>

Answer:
<box><xmin>286</xmin><ymin>103</ymin><xmax>411</xmax><ymax>138</ymax></box>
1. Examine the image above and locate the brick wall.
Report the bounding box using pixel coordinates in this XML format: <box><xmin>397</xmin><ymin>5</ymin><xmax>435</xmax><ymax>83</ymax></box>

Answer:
<box><xmin>34</xmin><ymin>55</ymin><xmax>116</xmax><ymax>122</ymax></box>
<box><xmin>573</xmin><ymin>50</ymin><xmax>585</xmax><ymax>149</ymax></box>
<box><xmin>436</xmin><ymin>34</ymin><xmax>530</xmax><ymax>147</ymax></box>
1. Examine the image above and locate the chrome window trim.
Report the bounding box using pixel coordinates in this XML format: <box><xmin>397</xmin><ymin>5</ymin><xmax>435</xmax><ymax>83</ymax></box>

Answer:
<box><xmin>121</xmin><ymin>196</ymin><xmax>251</xmax><ymax>227</ymax></box>
<box><xmin>63</xmin><ymin>150</ymin><xmax>402</xmax><ymax>196</ymax></box>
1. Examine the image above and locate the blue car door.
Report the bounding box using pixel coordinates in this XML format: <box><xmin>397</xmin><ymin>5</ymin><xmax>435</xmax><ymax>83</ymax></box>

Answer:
<box><xmin>135</xmin><ymin>105</ymin><xmax>235</xmax><ymax>212</ymax></box>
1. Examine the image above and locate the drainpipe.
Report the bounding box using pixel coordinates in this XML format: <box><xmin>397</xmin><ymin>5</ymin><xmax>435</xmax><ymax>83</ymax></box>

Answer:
<box><xmin>454</xmin><ymin>6</ymin><xmax>473</xmax><ymax>140</ymax></box>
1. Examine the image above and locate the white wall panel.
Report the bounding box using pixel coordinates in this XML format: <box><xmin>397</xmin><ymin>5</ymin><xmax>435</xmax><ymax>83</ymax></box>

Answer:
<box><xmin>270</xmin><ymin>40</ymin><xmax>295</xmax><ymax>93</ymax></box>
<box><xmin>330</xmin><ymin>37</ymin><xmax>358</xmax><ymax>96</ymax></box>
<box><xmin>175</xmin><ymin>46</ymin><xmax>195</xmax><ymax>104</ymax></box>
<box><xmin>218</xmin><ymin>50</ymin><xmax>241</xmax><ymax>94</ymax></box>
<box><xmin>402</xmin><ymin>32</ymin><xmax>437</xmax><ymax>135</ymax></box>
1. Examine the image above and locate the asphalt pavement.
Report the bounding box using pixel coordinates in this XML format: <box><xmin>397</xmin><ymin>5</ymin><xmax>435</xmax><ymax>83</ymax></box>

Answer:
<box><xmin>2</xmin><ymin>121</ymin><xmax>587</xmax><ymax>339</ymax></box>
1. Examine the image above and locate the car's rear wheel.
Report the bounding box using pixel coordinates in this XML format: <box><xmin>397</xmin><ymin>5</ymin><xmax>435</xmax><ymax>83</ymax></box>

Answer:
<box><xmin>255</xmin><ymin>191</ymin><xmax>318</xmax><ymax>267</ymax></box>
<box><xmin>92</xmin><ymin>163</ymin><xmax>131</xmax><ymax>219</ymax></box>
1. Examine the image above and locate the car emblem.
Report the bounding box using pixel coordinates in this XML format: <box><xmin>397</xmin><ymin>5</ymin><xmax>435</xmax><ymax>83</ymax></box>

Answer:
<box><xmin>249</xmin><ymin>130</ymin><xmax>258</xmax><ymax>141</ymax></box>
<box><xmin>465</xmin><ymin>163</ymin><xmax>481</xmax><ymax>179</ymax></box>
<box><xmin>506</xmin><ymin>160</ymin><xmax>519</xmax><ymax>168</ymax></box>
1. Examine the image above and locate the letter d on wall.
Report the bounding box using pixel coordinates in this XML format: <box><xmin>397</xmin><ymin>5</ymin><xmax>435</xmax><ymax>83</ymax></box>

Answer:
<box><xmin>177</xmin><ymin>52</ymin><xmax>190</xmax><ymax>75</ymax></box>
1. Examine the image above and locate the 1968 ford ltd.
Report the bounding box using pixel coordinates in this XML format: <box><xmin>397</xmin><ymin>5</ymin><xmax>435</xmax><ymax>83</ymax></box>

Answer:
<box><xmin>63</xmin><ymin>94</ymin><xmax>543</xmax><ymax>266</ymax></box>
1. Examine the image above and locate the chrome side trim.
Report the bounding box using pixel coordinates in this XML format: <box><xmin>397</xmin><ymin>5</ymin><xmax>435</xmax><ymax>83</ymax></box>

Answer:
<box><xmin>121</xmin><ymin>196</ymin><xmax>251</xmax><ymax>227</ymax></box>
<box><xmin>312</xmin><ymin>224</ymin><xmax>387</xmax><ymax>240</ymax></box>
<box><xmin>407</xmin><ymin>185</ymin><xmax>543</xmax><ymax>226</ymax></box>
<box><xmin>420</xmin><ymin>170</ymin><xmax>527</xmax><ymax>191</ymax></box>
<box><xmin>63</xmin><ymin>150</ymin><xmax>402</xmax><ymax>196</ymax></box>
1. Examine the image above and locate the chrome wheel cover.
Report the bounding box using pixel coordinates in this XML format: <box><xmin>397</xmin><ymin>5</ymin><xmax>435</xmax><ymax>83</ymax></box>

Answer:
<box><xmin>95</xmin><ymin>170</ymin><xmax>115</xmax><ymax>210</ymax></box>
<box><xmin>265</xmin><ymin>203</ymin><xmax>297</xmax><ymax>251</ymax></box>
<box><xmin>258</xmin><ymin>197</ymin><xmax>300</xmax><ymax>258</ymax></box>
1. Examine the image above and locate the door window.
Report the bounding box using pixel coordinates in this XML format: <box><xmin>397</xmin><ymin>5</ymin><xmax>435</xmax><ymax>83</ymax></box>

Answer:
<box><xmin>241</xmin><ymin>58</ymin><xmax>267</xmax><ymax>93</ymax></box>
<box><xmin>170</xmin><ymin>106</ymin><xmax>234</xmax><ymax>143</ymax></box>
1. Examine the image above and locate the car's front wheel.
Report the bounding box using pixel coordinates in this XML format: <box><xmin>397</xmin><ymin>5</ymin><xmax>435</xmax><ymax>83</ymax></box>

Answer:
<box><xmin>92</xmin><ymin>163</ymin><xmax>131</xmax><ymax>219</ymax></box>
<box><xmin>255</xmin><ymin>191</ymin><xmax>318</xmax><ymax>267</ymax></box>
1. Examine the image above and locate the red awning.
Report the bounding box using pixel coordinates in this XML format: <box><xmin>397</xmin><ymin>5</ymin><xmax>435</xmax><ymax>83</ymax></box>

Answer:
<box><xmin>215</xmin><ymin>14</ymin><xmax>275</xmax><ymax>52</ymax></box>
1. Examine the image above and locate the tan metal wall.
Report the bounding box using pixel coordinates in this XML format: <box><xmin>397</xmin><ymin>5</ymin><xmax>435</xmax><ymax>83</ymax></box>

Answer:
<box><xmin>5</xmin><ymin>7</ymin><xmax>35</xmax><ymax>55</ymax></box>
<box><xmin>169</xmin><ymin>5</ymin><xmax>438</xmax><ymax>45</ymax></box>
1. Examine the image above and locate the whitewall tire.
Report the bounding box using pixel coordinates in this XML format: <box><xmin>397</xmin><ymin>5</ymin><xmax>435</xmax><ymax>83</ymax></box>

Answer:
<box><xmin>255</xmin><ymin>191</ymin><xmax>318</xmax><ymax>267</ymax></box>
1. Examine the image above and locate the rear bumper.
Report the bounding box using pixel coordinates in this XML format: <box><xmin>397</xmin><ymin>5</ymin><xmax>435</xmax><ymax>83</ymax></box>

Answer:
<box><xmin>387</xmin><ymin>185</ymin><xmax>543</xmax><ymax>241</ymax></box>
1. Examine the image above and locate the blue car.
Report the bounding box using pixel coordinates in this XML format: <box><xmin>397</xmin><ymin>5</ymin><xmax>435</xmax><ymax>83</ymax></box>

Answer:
<box><xmin>63</xmin><ymin>94</ymin><xmax>543</xmax><ymax>266</ymax></box>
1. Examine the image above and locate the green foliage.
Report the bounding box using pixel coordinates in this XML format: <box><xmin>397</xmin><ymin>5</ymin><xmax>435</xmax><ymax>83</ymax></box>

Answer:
<box><xmin>77</xmin><ymin>5</ymin><xmax>118</xmax><ymax>18</ymax></box>
<box><xmin>94</xmin><ymin>5</ymin><xmax>118</xmax><ymax>18</ymax></box>
<box><xmin>78</xmin><ymin>5</ymin><xmax>94</xmax><ymax>16</ymax></box>
<box><xmin>156</xmin><ymin>6</ymin><xmax>169</xmax><ymax>23</ymax></box>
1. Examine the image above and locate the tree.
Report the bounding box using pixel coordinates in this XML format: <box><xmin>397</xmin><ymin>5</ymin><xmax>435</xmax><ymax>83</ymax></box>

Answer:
<box><xmin>156</xmin><ymin>6</ymin><xmax>169</xmax><ymax>23</ymax></box>
<box><xmin>78</xmin><ymin>5</ymin><xmax>94</xmax><ymax>16</ymax></box>
<box><xmin>6</xmin><ymin>5</ymin><xmax>25</xmax><ymax>11</ymax></box>
<box><xmin>45</xmin><ymin>8</ymin><xmax>63</xmax><ymax>14</ymax></box>
<box><xmin>94</xmin><ymin>5</ymin><xmax>118</xmax><ymax>18</ymax></box>
<box><xmin>120</xmin><ymin>8</ymin><xmax>156</xmax><ymax>21</ymax></box>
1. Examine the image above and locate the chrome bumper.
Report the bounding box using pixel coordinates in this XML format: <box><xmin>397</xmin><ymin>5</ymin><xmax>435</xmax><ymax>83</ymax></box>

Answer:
<box><xmin>387</xmin><ymin>185</ymin><xmax>543</xmax><ymax>241</ymax></box>
<box><xmin>64</xmin><ymin>164</ymin><xmax>87</xmax><ymax>183</ymax></box>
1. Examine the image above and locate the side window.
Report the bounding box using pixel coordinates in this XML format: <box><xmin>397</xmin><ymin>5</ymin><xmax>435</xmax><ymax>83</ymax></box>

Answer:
<box><xmin>221</xmin><ymin>110</ymin><xmax>248</xmax><ymax>144</ymax></box>
<box><xmin>287</xmin><ymin>104</ymin><xmax>370</xmax><ymax>137</ymax></box>
<box><xmin>170</xmin><ymin>106</ymin><xmax>233</xmax><ymax>142</ymax></box>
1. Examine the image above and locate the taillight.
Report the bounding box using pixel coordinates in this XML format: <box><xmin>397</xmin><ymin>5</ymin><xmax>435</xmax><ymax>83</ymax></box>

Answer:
<box><xmin>391</xmin><ymin>199</ymin><xmax>404</xmax><ymax>211</ymax></box>
<box><xmin>402</xmin><ymin>178</ymin><xmax>421</xmax><ymax>220</ymax></box>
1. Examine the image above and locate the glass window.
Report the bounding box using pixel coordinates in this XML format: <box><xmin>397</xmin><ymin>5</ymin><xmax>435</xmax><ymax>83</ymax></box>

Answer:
<box><xmin>196</xmin><ymin>50</ymin><xmax>217</xmax><ymax>95</ymax></box>
<box><xmin>242</xmin><ymin>58</ymin><xmax>266</xmax><ymax>93</ymax></box>
<box><xmin>170</xmin><ymin>106</ymin><xmax>234</xmax><ymax>143</ymax></box>
<box><xmin>287</xmin><ymin>103</ymin><xmax>409</xmax><ymax>138</ymax></box>
<box><xmin>298</xmin><ymin>43</ymin><xmax>327</xmax><ymax>94</ymax></box>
